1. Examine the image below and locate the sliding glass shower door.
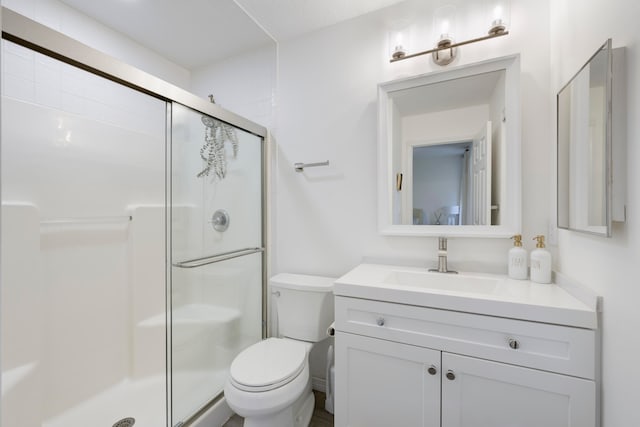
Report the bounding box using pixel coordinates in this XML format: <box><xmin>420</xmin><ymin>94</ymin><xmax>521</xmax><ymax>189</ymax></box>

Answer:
<box><xmin>170</xmin><ymin>103</ymin><xmax>264</xmax><ymax>425</ymax></box>
<box><xmin>1</xmin><ymin>39</ymin><xmax>168</xmax><ymax>427</ymax></box>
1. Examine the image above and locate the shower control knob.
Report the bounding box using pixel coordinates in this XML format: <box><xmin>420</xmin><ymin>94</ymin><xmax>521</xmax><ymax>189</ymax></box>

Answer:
<box><xmin>210</xmin><ymin>209</ymin><xmax>230</xmax><ymax>232</ymax></box>
<box><xmin>376</xmin><ymin>317</ymin><xmax>385</xmax><ymax>326</ymax></box>
<box><xmin>446</xmin><ymin>370</ymin><xmax>456</xmax><ymax>381</ymax></box>
<box><xmin>427</xmin><ymin>365</ymin><xmax>437</xmax><ymax>375</ymax></box>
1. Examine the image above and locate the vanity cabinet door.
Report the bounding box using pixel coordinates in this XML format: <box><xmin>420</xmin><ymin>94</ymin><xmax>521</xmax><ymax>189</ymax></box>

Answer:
<box><xmin>335</xmin><ymin>331</ymin><xmax>441</xmax><ymax>427</ymax></box>
<box><xmin>441</xmin><ymin>353</ymin><xmax>596</xmax><ymax>427</ymax></box>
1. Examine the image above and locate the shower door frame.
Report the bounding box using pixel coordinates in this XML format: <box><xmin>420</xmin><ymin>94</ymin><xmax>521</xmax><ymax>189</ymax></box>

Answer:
<box><xmin>0</xmin><ymin>7</ymin><xmax>270</xmax><ymax>426</ymax></box>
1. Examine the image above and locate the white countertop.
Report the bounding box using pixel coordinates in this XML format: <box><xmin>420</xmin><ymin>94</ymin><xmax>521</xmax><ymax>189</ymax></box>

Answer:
<box><xmin>334</xmin><ymin>263</ymin><xmax>598</xmax><ymax>329</ymax></box>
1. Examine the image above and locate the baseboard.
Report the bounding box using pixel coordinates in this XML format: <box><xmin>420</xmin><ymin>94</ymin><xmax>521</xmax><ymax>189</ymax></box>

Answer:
<box><xmin>188</xmin><ymin>396</ymin><xmax>235</xmax><ymax>427</ymax></box>
<box><xmin>312</xmin><ymin>376</ymin><xmax>326</xmax><ymax>393</ymax></box>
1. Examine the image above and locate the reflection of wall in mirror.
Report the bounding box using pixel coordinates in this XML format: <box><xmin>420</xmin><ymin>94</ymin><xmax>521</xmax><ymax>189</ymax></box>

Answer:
<box><xmin>392</xmin><ymin>103</ymin><xmax>403</xmax><ymax>224</ymax></box>
<box><xmin>568</xmin><ymin>69</ymin><xmax>591</xmax><ymax>229</ymax></box>
<box><xmin>403</xmin><ymin>105</ymin><xmax>489</xmax><ymax>142</ymax></box>
<box><xmin>490</xmin><ymin>71</ymin><xmax>506</xmax><ymax>226</ymax></box>
<box><xmin>588</xmin><ymin>84</ymin><xmax>606</xmax><ymax>226</ymax></box>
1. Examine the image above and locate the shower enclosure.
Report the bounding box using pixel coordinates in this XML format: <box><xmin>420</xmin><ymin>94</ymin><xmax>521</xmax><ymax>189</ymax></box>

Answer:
<box><xmin>0</xmin><ymin>9</ymin><xmax>267</xmax><ymax>427</ymax></box>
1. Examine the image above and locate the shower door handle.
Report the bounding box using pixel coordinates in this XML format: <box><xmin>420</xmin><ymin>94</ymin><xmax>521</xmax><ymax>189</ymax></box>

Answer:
<box><xmin>173</xmin><ymin>247</ymin><xmax>264</xmax><ymax>269</ymax></box>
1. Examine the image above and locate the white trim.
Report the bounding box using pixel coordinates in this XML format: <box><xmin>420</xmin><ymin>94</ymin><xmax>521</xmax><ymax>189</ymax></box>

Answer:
<box><xmin>188</xmin><ymin>397</ymin><xmax>236</xmax><ymax>427</ymax></box>
<box><xmin>311</xmin><ymin>376</ymin><xmax>327</xmax><ymax>393</ymax></box>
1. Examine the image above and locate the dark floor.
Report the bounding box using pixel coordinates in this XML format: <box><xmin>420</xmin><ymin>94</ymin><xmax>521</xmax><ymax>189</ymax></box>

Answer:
<box><xmin>222</xmin><ymin>390</ymin><xmax>334</xmax><ymax>427</ymax></box>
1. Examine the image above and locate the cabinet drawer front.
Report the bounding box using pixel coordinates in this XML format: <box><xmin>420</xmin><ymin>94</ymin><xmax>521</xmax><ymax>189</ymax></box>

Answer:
<box><xmin>335</xmin><ymin>296</ymin><xmax>596</xmax><ymax>379</ymax></box>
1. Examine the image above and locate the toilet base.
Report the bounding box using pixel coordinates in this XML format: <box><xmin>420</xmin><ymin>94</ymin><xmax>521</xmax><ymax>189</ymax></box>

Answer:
<box><xmin>243</xmin><ymin>384</ymin><xmax>314</xmax><ymax>427</ymax></box>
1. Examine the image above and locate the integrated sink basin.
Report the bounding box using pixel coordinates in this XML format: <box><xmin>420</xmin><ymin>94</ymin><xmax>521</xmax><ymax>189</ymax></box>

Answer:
<box><xmin>334</xmin><ymin>263</ymin><xmax>599</xmax><ymax>328</ymax></box>
<box><xmin>383</xmin><ymin>270</ymin><xmax>500</xmax><ymax>295</ymax></box>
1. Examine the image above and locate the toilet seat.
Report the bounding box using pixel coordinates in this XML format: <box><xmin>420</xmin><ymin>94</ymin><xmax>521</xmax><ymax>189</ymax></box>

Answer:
<box><xmin>229</xmin><ymin>338</ymin><xmax>307</xmax><ymax>392</ymax></box>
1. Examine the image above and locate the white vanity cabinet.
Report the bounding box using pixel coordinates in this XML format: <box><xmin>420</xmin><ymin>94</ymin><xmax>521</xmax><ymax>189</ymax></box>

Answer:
<box><xmin>334</xmin><ymin>295</ymin><xmax>598</xmax><ymax>427</ymax></box>
<box><xmin>440</xmin><ymin>353</ymin><xmax>595</xmax><ymax>427</ymax></box>
<box><xmin>336</xmin><ymin>332</ymin><xmax>441</xmax><ymax>426</ymax></box>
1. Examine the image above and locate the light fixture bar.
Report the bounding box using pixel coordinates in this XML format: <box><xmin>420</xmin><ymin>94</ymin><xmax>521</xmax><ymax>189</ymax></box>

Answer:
<box><xmin>390</xmin><ymin>30</ymin><xmax>509</xmax><ymax>63</ymax></box>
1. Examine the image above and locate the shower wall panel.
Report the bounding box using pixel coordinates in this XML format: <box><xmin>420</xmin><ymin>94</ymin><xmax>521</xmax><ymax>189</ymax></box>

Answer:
<box><xmin>1</xmin><ymin>39</ymin><xmax>167</xmax><ymax>426</ymax></box>
<box><xmin>0</xmin><ymin>204</ymin><xmax>44</xmax><ymax>427</ymax></box>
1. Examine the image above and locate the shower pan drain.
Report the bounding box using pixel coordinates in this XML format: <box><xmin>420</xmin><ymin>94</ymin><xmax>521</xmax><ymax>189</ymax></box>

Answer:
<box><xmin>112</xmin><ymin>417</ymin><xmax>135</xmax><ymax>427</ymax></box>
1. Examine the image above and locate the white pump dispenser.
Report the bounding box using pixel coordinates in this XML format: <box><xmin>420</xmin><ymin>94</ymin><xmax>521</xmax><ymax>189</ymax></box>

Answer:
<box><xmin>530</xmin><ymin>235</ymin><xmax>552</xmax><ymax>284</ymax></box>
<box><xmin>508</xmin><ymin>234</ymin><xmax>528</xmax><ymax>280</ymax></box>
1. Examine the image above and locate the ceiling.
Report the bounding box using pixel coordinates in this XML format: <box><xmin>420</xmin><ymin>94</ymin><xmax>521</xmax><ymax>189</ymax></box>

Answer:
<box><xmin>58</xmin><ymin>0</ymin><xmax>407</xmax><ymax>69</ymax></box>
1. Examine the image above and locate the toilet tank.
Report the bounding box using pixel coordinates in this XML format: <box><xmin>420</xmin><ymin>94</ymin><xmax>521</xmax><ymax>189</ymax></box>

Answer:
<box><xmin>271</xmin><ymin>273</ymin><xmax>335</xmax><ymax>342</ymax></box>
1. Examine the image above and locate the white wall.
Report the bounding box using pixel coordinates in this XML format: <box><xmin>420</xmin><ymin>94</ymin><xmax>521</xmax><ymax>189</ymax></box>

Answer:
<box><xmin>550</xmin><ymin>1</ymin><xmax>640</xmax><ymax>426</ymax></box>
<box><xmin>273</xmin><ymin>0</ymin><xmax>551</xmax><ymax>388</ymax></box>
<box><xmin>274</xmin><ymin>0</ymin><xmax>551</xmax><ymax>279</ymax></box>
<box><xmin>190</xmin><ymin>45</ymin><xmax>277</xmax><ymax>130</ymax></box>
<box><xmin>1</xmin><ymin>0</ymin><xmax>191</xmax><ymax>89</ymax></box>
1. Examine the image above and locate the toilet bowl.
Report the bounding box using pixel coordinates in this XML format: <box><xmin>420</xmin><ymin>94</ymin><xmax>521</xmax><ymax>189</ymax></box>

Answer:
<box><xmin>224</xmin><ymin>273</ymin><xmax>335</xmax><ymax>427</ymax></box>
<box><xmin>224</xmin><ymin>338</ymin><xmax>314</xmax><ymax>427</ymax></box>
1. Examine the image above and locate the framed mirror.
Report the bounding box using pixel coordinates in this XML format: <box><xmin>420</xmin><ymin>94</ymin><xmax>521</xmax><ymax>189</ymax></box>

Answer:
<box><xmin>557</xmin><ymin>40</ymin><xmax>613</xmax><ymax>237</ymax></box>
<box><xmin>378</xmin><ymin>55</ymin><xmax>521</xmax><ymax>237</ymax></box>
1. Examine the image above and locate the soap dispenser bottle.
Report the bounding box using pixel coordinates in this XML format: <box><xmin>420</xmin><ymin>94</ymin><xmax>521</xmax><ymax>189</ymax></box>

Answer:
<box><xmin>508</xmin><ymin>234</ymin><xmax>528</xmax><ymax>280</ymax></box>
<box><xmin>530</xmin><ymin>235</ymin><xmax>552</xmax><ymax>284</ymax></box>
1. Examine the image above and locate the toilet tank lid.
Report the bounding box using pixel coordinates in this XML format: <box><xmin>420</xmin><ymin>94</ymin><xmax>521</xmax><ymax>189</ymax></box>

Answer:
<box><xmin>270</xmin><ymin>273</ymin><xmax>335</xmax><ymax>292</ymax></box>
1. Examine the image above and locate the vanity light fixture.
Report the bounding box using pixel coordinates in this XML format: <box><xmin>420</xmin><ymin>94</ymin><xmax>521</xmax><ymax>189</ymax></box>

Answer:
<box><xmin>390</xmin><ymin>1</ymin><xmax>510</xmax><ymax>66</ymax></box>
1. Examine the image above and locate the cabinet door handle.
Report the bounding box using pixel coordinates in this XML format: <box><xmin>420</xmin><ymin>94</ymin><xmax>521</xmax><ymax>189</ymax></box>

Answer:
<box><xmin>508</xmin><ymin>338</ymin><xmax>520</xmax><ymax>350</ymax></box>
<box><xmin>376</xmin><ymin>317</ymin><xmax>385</xmax><ymax>326</ymax></box>
<box><xmin>446</xmin><ymin>370</ymin><xmax>456</xmax><ymax>381</ymax></box>
<box><xmin>427</xmin><ymin>365</ymin><xmax>437</xmax><ymax>375</ymax></box>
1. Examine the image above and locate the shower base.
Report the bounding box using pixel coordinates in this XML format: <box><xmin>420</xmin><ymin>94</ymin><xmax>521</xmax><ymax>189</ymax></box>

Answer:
<box><xmin>42</xmin><ymin>370</ymin><xmax>228</xmax><ymax>427</ymax></box>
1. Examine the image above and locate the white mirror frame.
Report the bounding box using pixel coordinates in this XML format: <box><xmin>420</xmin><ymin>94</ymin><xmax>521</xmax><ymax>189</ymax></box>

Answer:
<box><xmin>378</xmin><ymin>54</ymin><xmax>521</xmax><ymax>237</ymax></box>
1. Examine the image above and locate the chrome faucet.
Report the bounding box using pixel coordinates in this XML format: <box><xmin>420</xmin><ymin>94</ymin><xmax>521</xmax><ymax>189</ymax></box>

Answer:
<box><xmin>428</xmin><ymin>237</ymin><xmax>458</xmax><ymax>274</ymax></box>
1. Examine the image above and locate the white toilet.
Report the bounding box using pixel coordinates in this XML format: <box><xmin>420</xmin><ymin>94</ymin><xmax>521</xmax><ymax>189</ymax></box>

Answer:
<box><xmin>224</xmin><ymin>273</ymin><xmax>335</xmax><ymax>427</ymax></box>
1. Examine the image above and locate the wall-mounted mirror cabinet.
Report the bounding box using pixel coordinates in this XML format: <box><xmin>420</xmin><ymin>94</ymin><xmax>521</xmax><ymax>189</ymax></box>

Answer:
<box><xmin>557</xmin><ymin>39</ymin><xmax>626</xmax><ymax>237</ymax></box>
<box><xmin>378</xmin><ymin>55</ymin><xmax>521</xmax><ymax>237</ymax></box>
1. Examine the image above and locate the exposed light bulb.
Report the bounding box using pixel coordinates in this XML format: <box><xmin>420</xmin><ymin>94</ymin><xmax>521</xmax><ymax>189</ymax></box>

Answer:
<box><xmin>394</xmin><ymin>32</ymin><xmax>404</xmax><ymax>53</ymax></box>
<box><xmin>440</xmin><ymin>19</ymin><xmax>450</xmax><ymax>36</ymax></box>
<box><xmin>488</xmin><ymin>1</ymin><xmax>509</xmax><ymax>35</ymax></box>
<box><xmin>493</xmin><ymin>5</ymin><xmax>503</xmax><ymax>21</ymax></box>
<box><xmin>433</xmin><ymin>5</ymin><xmax>457</xmax><ymax>47</ymax></box>
<box><xmin>389</xmin><ymin>26</ymin><xmax>409</xmax><ymax>59</ymax></box>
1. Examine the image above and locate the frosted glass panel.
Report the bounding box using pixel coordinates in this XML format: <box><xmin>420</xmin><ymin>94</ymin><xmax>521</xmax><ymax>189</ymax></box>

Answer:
<box><xmin>170</xmin><ymin>103</ymin><xmax>263</xmax><ymax>424</ymax></box>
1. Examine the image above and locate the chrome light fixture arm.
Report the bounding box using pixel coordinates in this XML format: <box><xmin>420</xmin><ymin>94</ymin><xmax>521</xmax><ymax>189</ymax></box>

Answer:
<box><xmin>390</xmin><ymin>30</ymin><xmax>509</xmax><ymax>64</ymax></box>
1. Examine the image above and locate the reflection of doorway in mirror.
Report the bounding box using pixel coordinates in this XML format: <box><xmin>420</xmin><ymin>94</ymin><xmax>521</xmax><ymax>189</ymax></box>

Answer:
<box><xmin>405</xmin><ymin>122</ymin><xmax>493</xmax><ymax>226</ymax></box>
<box><xmin>410</xmin><ymin>142</ymin><xmax>469</xmax><ymax>225</ymax></box>
<box><xmin>471</xmin><ymin>122</ymin><xmax>493</xmax><ymax>225</ymax></box>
